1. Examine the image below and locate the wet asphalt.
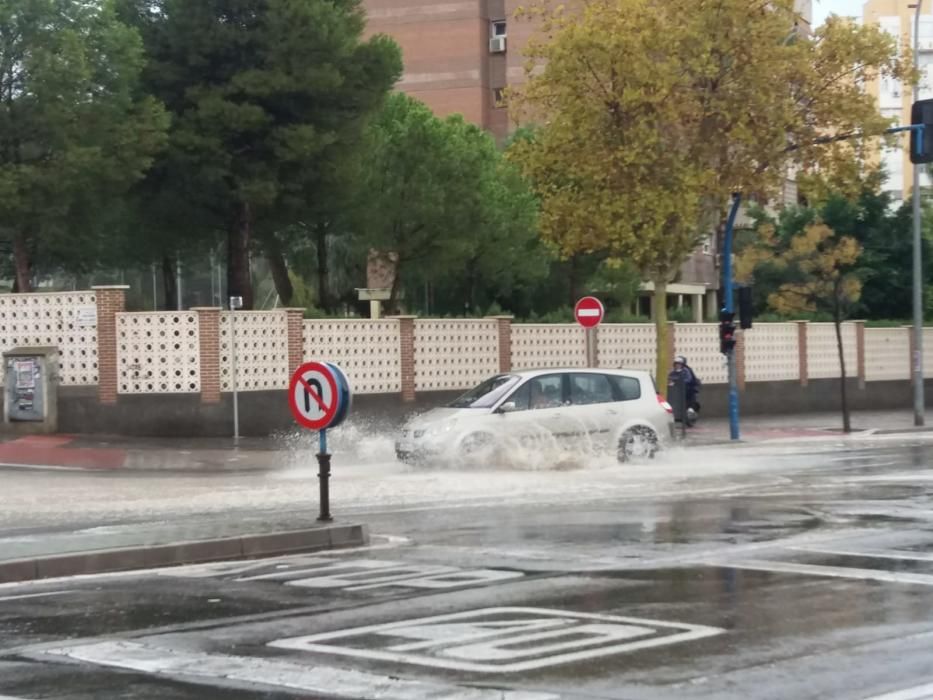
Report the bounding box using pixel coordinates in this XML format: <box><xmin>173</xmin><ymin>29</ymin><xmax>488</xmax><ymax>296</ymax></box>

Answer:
<box><xmin>2</xmin><ymin>439</ymin><xmax>933</xmax><ymax>698</ymax></box>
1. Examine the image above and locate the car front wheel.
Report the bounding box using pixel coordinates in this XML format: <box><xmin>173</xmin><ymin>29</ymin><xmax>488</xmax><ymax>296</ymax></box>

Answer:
<box><xmin>460</xmin><ymin>432</ymin><xmax>494</xmax><ymax>456</ymax></box>
<box><xmin>618</xmin><ymin>426</ymin><xmax>659</xmax><ymax>463</ymax></box>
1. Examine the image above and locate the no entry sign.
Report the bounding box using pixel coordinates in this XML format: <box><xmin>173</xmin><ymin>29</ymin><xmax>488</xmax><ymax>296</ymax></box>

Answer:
<box><xmin>574</xmin><ymin>296</ymin><xmax>605</xmax><ymax>329</ymax></box>
<box><xmin>289</xmin><ymin>361</ymin><xmax>352</xmax><ymax>431</ymax></box>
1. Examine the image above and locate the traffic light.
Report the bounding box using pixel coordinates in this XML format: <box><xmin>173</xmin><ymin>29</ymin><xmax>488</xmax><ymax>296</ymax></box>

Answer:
<box><xmin>719</xmin><ymin>310</ymin><xmax>736</xmax><ymax>354</ymax></box>
<box><xmin>911</xmin><ymin>99</ymin><xmax>933</xmax><ymax>164</ymax></box>
<box><xmin>738</xmin><ymin>286</ymin><xmax>753</xmax><ymax>330</ymax></box>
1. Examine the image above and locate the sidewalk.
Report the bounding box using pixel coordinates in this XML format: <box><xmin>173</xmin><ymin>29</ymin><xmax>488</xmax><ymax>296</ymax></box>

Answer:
<box><xmin>0</xmin><ymin>433</ymin><xmax>294</xmax><ymax>472</ymax></box>
<box><xmin>685</xmin><ymin>409</ymin><xmax>933</xmax><ymax>446</ymax></box>
<box><xmin>0</xmin><ymin>409</ymin><xmax>930</xmax><ymax>473</ymax></box>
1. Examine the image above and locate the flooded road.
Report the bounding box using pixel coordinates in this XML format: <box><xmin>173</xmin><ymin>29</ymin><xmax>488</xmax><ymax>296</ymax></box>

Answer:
<box><xmin>2</xmin><ymin>436</ymin><xmax>933</xmax><ymax>698</ymax></box>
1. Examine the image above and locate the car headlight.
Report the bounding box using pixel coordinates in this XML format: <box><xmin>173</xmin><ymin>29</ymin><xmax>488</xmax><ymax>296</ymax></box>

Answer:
<box><xmin>418</xmin><ymin>421</ymin><xmax>457</xmax><ymax>438</ymax></box>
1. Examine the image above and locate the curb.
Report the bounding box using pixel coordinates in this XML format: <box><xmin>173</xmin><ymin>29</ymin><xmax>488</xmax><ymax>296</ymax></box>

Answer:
<box><xmin>0</xmin><ymin>523</ymin><xmax>368</xmax><ymax>584</ymax></box>
<box><xmin>870</xmin><ymin>426</ymin><xmax>933</xmax><ymax>435</ymax></box>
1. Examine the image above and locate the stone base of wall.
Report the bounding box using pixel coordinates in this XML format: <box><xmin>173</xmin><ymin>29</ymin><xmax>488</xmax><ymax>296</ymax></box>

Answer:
<box><xmin>45</xmin><ymin>380</ymin><xmax>933</xmax><ymax>438</ymax></box>
<box><xmin>55</xmin><ymin>387</ymin><xmax>459</xmax><ymax>438</ymax></box>
<box><xmin>697</xmin><ymin>379</ymin><xmax>926</xmax><ymax>418</ymax></box>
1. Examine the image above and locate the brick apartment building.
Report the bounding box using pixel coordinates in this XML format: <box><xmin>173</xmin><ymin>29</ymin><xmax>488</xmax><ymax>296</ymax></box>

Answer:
<box><xmin>363</xmin><ymin>0</ymin><xmax>813</xmax><ymax>320</ymax></box>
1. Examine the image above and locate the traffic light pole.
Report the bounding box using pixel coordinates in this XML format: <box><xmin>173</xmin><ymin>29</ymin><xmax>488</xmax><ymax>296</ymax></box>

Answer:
<box><xmin>912</xmin><ymin>0</ymin><xmax>925</xmax><ymax>427</ymax></box>
<box><xmin>722</xmin><ymin>193</ymin><xmax>742</xmax><ymax>441</ymax></box>
<box><xmin>885</xmin><ymin>121</ymin><xmax>926</xmax><ymax>425</ymax></box>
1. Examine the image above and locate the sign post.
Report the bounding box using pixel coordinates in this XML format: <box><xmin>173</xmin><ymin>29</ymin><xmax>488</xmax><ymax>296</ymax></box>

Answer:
<box><xmin>229</xmin><ymin>296</ymin><xmax>243</xmax><ymax>442</ymax></box>
<box><xmin>574</xmin><ymin>296</ymin><xmax>604</xmax><ymax>368</ymax></box>
<box><xmin>289</xmin><ymin>361</ymin><xmax>352</xmax><ymax>522</ymax></box>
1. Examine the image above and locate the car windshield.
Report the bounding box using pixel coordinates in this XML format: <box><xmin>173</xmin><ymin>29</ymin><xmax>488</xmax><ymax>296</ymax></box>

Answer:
<box><xmin>447</xmin><ymin>374</ymin><xmax>522</xmax><ymax>408</ymax></box>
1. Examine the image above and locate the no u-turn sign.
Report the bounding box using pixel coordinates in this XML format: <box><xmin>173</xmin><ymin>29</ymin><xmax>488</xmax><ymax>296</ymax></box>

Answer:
<box><xmin>288</xmin><ymin>361</ymin><xmax>351</xmax><ymax>431</ymax></box>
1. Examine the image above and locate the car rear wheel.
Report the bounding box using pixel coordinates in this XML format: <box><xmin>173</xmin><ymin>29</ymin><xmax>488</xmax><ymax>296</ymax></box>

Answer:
<box><xmin>618</xmin><ymin>426</ymin><xmax>659</xmax><ymax>463</ymax></box>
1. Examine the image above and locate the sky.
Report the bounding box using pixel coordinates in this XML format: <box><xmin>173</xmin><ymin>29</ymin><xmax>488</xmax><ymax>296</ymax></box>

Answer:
<box><xmin>812</xmin><ymin>0</ymin><xmax>863</xmax><ymax>25</ymax></box>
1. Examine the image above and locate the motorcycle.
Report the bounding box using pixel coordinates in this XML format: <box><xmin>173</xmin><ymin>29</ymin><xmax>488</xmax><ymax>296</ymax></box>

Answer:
<box><xmin>667</xmin><ymin>368</ymin><xmax>700</xmax><ymax>430</ymax></box>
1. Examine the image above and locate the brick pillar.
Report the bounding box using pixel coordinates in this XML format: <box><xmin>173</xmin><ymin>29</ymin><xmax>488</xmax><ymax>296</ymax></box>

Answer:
<box><xmin>736</xmin><ymin>330</ymin><xmax>747</xmax><ymax>391</ymax></box>
<box><xmin>395</xmin><ymin>316</ymin><xmax>417</xmax><ymax>402</ymax></box>
<box><xmin>796</xmin><ymin>321</ymin><xmax>809</xmax><ymax>387</ymax></box>
<box><xmin>193</xmin><ymin>308</ymin><xmax>221</xmax><ymax>404</ymax></box>
<box><xmin>488</xmin><ymin>315</ymin><xmax>513</xmax><ymax>373</ymax></box>
<box><xmin>93</xmin><ymin>286</ymin><xmax>128</xmax><ymax>405</ymax></box>
<box><xmin>285</xmin><ymin>309</ymin><xmax>305</xmax><ymax>374</ymax></box>
<box><xmin>854</xmin><ymin>320</ymin><xmax>866</xmax><ymax>390</ymax></box>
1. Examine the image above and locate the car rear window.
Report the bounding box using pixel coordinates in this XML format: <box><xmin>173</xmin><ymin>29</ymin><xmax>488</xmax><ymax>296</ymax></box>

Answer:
<box><xmin>570</xmin><ymin>373</ymin><xmax>614</xmax><ymax>405</ymax></box>
<box><xmin>609</xmin><ymin>374</ymin><xmax>642</xmax><ymax>401</ymax></box>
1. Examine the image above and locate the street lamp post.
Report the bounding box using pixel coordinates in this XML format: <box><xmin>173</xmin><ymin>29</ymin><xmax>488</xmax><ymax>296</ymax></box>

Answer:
<box><xmin>911</xmin><ymin>1</ymin><xmax>926</xmax><ymax>426</ymax></box>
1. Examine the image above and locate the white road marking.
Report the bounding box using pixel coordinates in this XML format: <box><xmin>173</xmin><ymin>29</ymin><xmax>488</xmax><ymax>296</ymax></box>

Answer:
<box><xmin>0</xmin><ymin>462</ymin><xmax>107</xmax><ymax>472</ymax></box>
<box><xmin>863</xmin><ymin>681</ymin><xmax>933</xmax><ymax>700</ymax></box>
<box><xmin>789</xmin><ymin>546</ymin><xmax>933</xmax><ymax>562</ymax></box>
<box><xmin>366</xmin><ymin>568</ymin><xmax>524</xmax><ymax>591</ymax></box>
<box><xmin>42</xmin><ymin>640</ymin><xmax>558</xmax><ymax>700</ymax></box>
<box><xmin>706</xmin><ymin>559</ymin><xmax>933</xmax><ymax>586</ymax></box>
<box><xmin>0</xmin><ymin>591</ymin><xmax>72</xmax><ymax>602</ymax></box>
<box><xmin>173</xmin><ymin>556</ymin><xmax>527</xmax><ymax>593</ymax></box>
<box><xmin>270</xmin><ymin>606</ymin><xmax>724</xmax><ymax>673</ymax></box>
<box><xmin>0</xmin><ymin>538</ymin><xmax>411</xmax><ymax>592</ymax></box>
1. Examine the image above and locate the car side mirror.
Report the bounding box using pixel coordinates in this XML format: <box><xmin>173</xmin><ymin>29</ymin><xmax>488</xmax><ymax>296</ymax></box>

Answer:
<box><xmin>498</xmin><ymin>401</ymin><xmax>517</xmax><ymax>414</ymax></box>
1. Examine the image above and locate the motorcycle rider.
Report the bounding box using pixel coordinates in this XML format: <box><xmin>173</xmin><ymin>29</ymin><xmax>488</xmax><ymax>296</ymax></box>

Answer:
<box><xmin>669</xmin><ymin>355</ymin><xmax>701</xmax><ymax>425</ymax></box>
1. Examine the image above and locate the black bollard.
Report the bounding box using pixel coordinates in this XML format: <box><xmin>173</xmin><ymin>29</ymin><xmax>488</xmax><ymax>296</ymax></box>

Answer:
<box><xmin>317</xmin><ymin>452</ymin><xmax>333</xmax><ymax>522</ymax></box>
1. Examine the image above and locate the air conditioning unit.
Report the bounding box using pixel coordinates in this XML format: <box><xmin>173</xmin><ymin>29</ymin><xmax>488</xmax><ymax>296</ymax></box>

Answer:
<box><xmin>489</xmin><ymin>36</ymin><xmax>507</xmax><ymax>53</ymax></box>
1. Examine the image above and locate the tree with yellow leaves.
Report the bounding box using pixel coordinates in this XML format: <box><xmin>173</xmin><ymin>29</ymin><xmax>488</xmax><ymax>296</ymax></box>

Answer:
<box><xmin>507</xmin><ymin>0</ymin><xmax>913</xmax><ymax>382</ymax></box>
<box><xmin>741</xmin><ymin>221</ymin><xmax>862</xmax><ymax>432</ymax></box>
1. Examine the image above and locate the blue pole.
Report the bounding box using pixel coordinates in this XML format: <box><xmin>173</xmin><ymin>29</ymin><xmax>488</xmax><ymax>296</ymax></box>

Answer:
<box><xmin>319</xmin><ymin>428</ymin><xmax>328</xmax><ymax>455</ymax></box>
<box><xmin>723</xmin><ymin>193</ymin><xmax>742</xmax><ymax>441</ymax></box>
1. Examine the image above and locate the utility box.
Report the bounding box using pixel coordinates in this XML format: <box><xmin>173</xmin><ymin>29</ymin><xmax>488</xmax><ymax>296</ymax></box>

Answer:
<box><xmin>3</xmin><ymin>347</ymin><xmax>59</xmax><ymax>434</ymax></box>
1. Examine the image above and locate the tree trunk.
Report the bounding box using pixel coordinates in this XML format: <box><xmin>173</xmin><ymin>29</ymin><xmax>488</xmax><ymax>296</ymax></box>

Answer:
<box><xmin>466</xmin><ymin>259</ymin><xmax>478</xmax><ymax>315</ymax></box>
<box><xmin>833</xmin><ymin>308</ymin><xmax>851</xmax><ymax>433</ymax></box>
<box><xmin>315</xmin><ymin>225</ymin><xmax>331</xmax><ymax>313</ymax></box>
<box><xmin>387</xmin><ymin>264</ymin><xmax>402</xmax><ymax>315</ymax></box>
<box><xmin>228</xmin><ymin>202</ymin><xmax>254</xmax><ymax>310</ymax></box>
<box><xmin>161</xmin><ymin>256</ymin><xmax>177</xmax><ymax>311</ymax></box>
<box><xmin>568</xmin><ymin>254</ymin><xmax>579</xmax><ymax>308</ymax></box>
<box><xmin>653</xmin><ymin>280</ymin><xmax>669</xmax><ymax>386</ymax></box>
<box><xmin>262</xmin><ymin>235</ymin><xmax>293</xmax><ymax>307</ymax></box>
<box><xmin>12</xmin><ymin>232</ymin><xmax>32</xmax><ymax>293</ymax></box>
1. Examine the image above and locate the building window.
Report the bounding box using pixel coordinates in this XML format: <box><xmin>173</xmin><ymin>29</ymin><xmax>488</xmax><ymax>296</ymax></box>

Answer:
<box><xmin>493</xmin><ymin>88</ymin><xmax>506</xmax><ymax>107</ymax></box>
<box><xmin>491</xmin><ymin>20</ymin><xmax>506</xmax><ymax>37</ymax></box>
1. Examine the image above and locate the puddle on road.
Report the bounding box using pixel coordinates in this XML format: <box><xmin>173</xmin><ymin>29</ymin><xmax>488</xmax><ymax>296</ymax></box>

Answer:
<box><xmin>788</xmin><ymin>552</ymin><xmax>933</xmax><ymax>575</ymax></box>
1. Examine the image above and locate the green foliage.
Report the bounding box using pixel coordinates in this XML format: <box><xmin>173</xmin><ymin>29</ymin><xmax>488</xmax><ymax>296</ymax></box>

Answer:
<box><xmin>356</xmin><ymin>93</ymin><xmax>545</xmax><ymax>314</ymax></box>
<box><xmin>521</xmin><ymin>307</ymin><xmax>576</xmax><ymax>323</ymax></box>
<box><xmin>508</xmin><ymin>0</ymin><xmax>912</xmax><ymax>383</ymax></box>
<box><xmin>117</xmin><ymin>0</ymin><xmax>402</xmax><ymax>307</ymax></box>
<box><xmin>586</xmin><ymin>260</ymin><xmax>642</xmax><ymax>311</ymax></box>
<box><xmin>0</xmin><ymin>0</ymin><xmax>169</xmax><ymax>289</ymax></box>
<box><xmin>739</xmin><ymin>188</ymin><xmax>933</xmax><ymax>322</ymax></box>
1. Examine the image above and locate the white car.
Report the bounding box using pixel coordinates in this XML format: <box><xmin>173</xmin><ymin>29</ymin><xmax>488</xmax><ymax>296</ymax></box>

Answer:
<box><xmin>395</xmin><ymin>368</ymin><xmax>674</xmax><ymax>464</ymax></box>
